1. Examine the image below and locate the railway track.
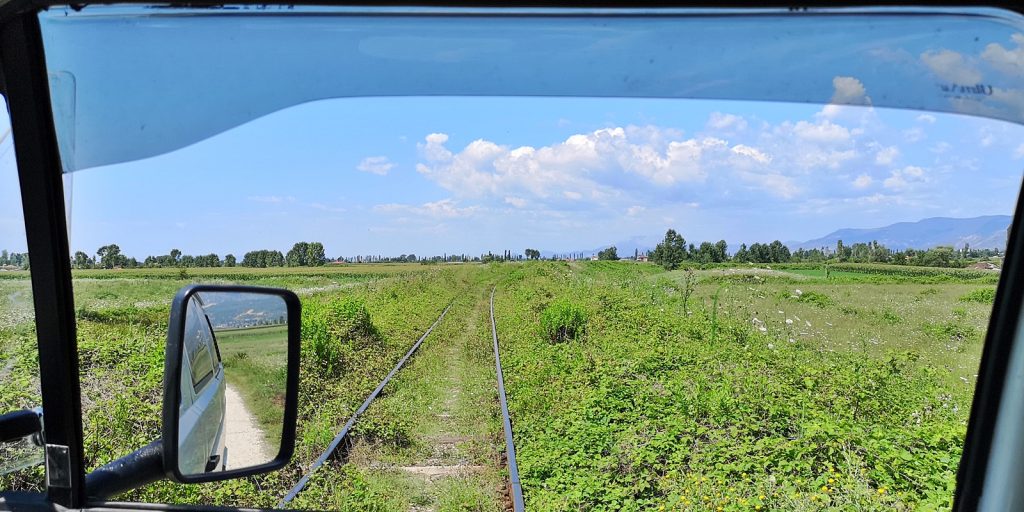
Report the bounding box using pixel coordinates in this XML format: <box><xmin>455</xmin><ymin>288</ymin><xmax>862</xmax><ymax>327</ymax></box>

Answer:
<box><xmin>278</xmin><ymin>288</ymin><xmax>525</xmax><ymax>510</ymax></box>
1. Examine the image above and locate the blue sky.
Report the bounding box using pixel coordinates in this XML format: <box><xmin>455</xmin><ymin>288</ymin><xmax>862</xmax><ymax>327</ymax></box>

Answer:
<box><xmin>2</xmin><ymin>96</ymin><xmax>1023</xmax><ymax>258</ymax></box>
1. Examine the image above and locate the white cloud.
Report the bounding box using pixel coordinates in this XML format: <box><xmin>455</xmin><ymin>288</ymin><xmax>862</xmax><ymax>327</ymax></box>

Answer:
<box><xmin>707</xmin><ymin>112</ymin><xmax>748</xmax><ymax>131</ymax></box>
<box><xmin>563</xmin><ymin>191</ymin><xmax>583</xmax><ymax>200</ymax></box>
<box><xmin>421</xmin><ymin>133</ymin><xmax>454</xmax><ymax>162</ymax></box>
<box><xmin>853</xmin><ymin>174</ymin><xmax>873</xmax><ymax>189</ymax></box>
<box><xmin>791</xmin><ymin>120</ymin><xmax>851</xmax><ymax>144</ymax></box>
<box><xmin>920</xmin><ymin>49</ymin><xmax>983</xmax><ymax>84</ymax></box>
<box><xmin>874</xmin><ymin>146</ymin><xmax>900</xmax><ymax>165</ymax></box>
<box><xmin>916</xmin><ymin>114</ymin><xmax>937</xmax><ymax>123</ymax></box>
<box><xmin>373</xmin><ymin>198</ymin><xmax>478</xmax><ymax>219</ymax></box>
<box><xmin>731</xmin><ymin>144</ymin><xmax>771</xmax><ymax>164</ymax></box>
<box><xmin>627</xmin><ymin>205</ymin><xmax>645</xmax><ymax>216</ymax></box>
<box><xmin>883</xmin><ymin>165</ymin><xmax>927</xmax><ymax>190</ymax></box>
<box><xmin>830</xmin><ymin>76</ymin><xmax>872</xmax><ymax>106</ymax></box>
<box><xmin>357</xmin><ymin>156</ymin><xmax>395</xmax><ymax>175</ymax></box>
<box><xmin>1014</xmin><ymin>143</ymin><xmax>1024</xmax><ymax>159</ymax></box>
<box><xmin>981</xmin><ymin>33</ymin><xmax>1024</xmax><ymax>77</ymax></box>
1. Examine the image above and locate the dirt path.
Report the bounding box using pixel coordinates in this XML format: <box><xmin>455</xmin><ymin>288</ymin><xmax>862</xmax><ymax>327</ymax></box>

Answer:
<box><xmin>223</xmin><ymin>384</ymin><xmax>273</xmax><ymax>470</ymax></box>
<box><xmin>345</xmin><ymin>286</ymin><xmax>504</xmax><ymax>511</ymax></box>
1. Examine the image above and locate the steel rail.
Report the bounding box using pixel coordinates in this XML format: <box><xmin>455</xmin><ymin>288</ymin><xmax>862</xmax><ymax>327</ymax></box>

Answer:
<box><xmin>490</xmin><ymin>287</ymin><xmax>525</xmax><ymax>512</ymax></box>
<box><xmin>278</xmin><ymin>302</ymin><xmax>453</xmax><ymax>507</ymax></box>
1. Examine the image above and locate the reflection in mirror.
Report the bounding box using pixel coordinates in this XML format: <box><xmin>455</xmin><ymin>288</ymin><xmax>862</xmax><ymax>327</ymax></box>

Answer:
<box><xmin>177</xmin><ymin>291</ymin><xmax>287</xmax><ymax>476</ymax></box>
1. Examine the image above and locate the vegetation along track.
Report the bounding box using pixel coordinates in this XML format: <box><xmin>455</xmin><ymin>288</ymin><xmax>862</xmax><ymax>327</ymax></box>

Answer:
<box><xmin>280</xmin><ymin>302</ymin><xmax>453</xmax><ymax>506</ymax></box>
<box><xmin>283</xmin><ymin>284</ymin><xmax>524</xmax><ymax>510</ymax></box>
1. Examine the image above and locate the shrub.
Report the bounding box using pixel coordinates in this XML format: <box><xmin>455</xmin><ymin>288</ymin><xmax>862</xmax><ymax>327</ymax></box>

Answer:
<box><xmin>302</xmin><ymin>296</ymin><xmax>375</xmax><ymax>376</ymax></box>
<box><xmin>779</xmin><ymin>290</ymin><xmax>835</xmax><ymax>308</ymax></box>
<box><xmin>540</xmin><ymin>299</ymin><xmax>588</xmax><ymax>343</ymax></box>
<box><xmin>959</xmin><ymin>288</ymin><xmax>997</xmax><ymax>303</ymax></box>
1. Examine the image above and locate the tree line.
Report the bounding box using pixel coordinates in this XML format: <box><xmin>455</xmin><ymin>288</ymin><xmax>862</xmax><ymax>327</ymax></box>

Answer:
<box><xmin>0</xmin><ymin>250</ymin><xmax>29</xmax><ymax>269</ymax></box>
<box><xmin>67</xmin><ymin>242</ymin><xmax>328</xmax><ymax>269</ymax></box>
<box><xmin>649</xmin><ymin>229</ymin><xmax>1002</xmax><ymax>270</ymax></box>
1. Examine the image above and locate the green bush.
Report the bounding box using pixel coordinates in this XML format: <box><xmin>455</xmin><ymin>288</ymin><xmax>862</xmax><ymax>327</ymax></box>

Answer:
<box><xmin>959</xmin><ymin>288</ymin><xmax>997</xmax><ymax>303</ymax></box>
<box><xmin>540</xmin><ymin>298</ymin><xmax>588</xmax><ymax>343</ymax></box>
<box><xmin>302</xmin><ymin>296</ymin><xmax>376</xmax><ymax>376</ymax></box>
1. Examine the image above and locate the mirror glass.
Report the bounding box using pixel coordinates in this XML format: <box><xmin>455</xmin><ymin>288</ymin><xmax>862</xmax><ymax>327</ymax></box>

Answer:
<box><xmin>176</xmin><ymin>291</ymin><xmax>287</xmax><ymax>476</ymax></box>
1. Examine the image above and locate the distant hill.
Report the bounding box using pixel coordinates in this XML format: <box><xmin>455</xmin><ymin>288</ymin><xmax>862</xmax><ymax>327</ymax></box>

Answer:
<box><xmin>796</xmin><ymin>215</ymin><xmax>1012</xmax><ymax>251</ymax></box>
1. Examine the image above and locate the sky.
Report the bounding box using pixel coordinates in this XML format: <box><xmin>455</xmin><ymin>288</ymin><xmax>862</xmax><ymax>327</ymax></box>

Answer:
<box><xmin>2</xmin><ymin>95</ymin><xmax>1023</xmax><ymax>259</ymax></box>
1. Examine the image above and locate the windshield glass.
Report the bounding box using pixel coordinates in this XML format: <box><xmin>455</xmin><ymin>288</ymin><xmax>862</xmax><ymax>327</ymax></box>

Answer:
<box><xmin>8</xmin><ymin>5</ymin><xmax>1024</xmax><ymax>510</ymax></box>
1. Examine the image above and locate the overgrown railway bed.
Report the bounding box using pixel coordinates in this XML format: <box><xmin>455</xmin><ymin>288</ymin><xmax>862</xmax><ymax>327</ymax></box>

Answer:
<box><xmin>281</xmin><ymin>288</ymin><xmax>524</xmax><ymax>511</ymax></box>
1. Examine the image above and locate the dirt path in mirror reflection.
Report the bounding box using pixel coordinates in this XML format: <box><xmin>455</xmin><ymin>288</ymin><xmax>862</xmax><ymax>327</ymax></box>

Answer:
<box><xmin>223</xmin><ymin>384</ymin><xmax>273</xmax><ymax>470</ymax></box>
<box><xmin>345</xmin><ymin>286</ymin><xmax>504</xmax><ymax>511</ymax></box>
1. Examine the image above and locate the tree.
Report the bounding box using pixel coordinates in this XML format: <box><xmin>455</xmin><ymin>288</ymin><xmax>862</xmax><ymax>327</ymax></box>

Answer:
<box><xmin>287</xmin><ymin>242</ymin><xmax>309</xmax><ymax>267</ymax></box>
<box><xmin>597</xmin><ymin>246</ymin><xmax>619</xmax><ymax>260</ymax></box>
<box><xmin>96</xmin><ymin>244</ymin><xmax>125</xmax><ymax>269</ymax></box>
<box><xmin>73</xmin><ymin>251</ymin><xmax>93</xmax><ymax>269</ymax></box>
<box><xmin>733</xmin><ymin>243</ymin><xmax>749</xmax><ymax>263</ymax></box>
<box><xmin>651</xmin><ymin>229</ymin><xmax>687</xmax><ymax>270</ymax></box>
<box><xmin>224</xmin><ymin>254</ymin><xmax>236</xmax><ymax>267</ymax></box>
<box><xmin>525</xmin><ymin>248</ymin><xmax>541</xmax><ymax>260</ymax></box>
<box><xmin>169</xmin><ymin>248</ymin><xmax>181</xmax><ymax>263</ymax></box>
<box><xmin>714</xmin><ymin>240</ymin><xmax>729</xmax><ymax>263</ymax></box>
<box><xmin>305</xmin><ymin>242</ymin><xmax>326</xmax><ymax>266</ymax></box>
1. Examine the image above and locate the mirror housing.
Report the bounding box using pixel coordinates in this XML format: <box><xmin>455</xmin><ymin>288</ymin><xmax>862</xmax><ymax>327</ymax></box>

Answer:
<box><xmin>161</xmin><ymin>284</ymin><xmax>301</xmax><ymax>484</ymax></box>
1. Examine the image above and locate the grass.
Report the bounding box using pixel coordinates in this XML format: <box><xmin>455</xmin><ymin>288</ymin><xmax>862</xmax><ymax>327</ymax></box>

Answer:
<box><xmin>494</xmin><ymin>262</ymin><xmax>983</xmax><ymax>510</ymax></box>
<box><xmin>0</xmin><ymin>261</ymin><xmax>1002</xmax><ymax>509</ymax></box>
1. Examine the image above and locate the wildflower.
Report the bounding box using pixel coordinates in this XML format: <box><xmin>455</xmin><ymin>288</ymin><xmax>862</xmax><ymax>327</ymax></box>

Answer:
<box><xmin>828</xmin><ymin>478</ymin><xmax>834</xmax><ymax>484</ymax></box>
<box><xmin>785</xmin><ymin>318</ymin><xmax>793</xmax><ymax>325</ymax></box>
<box><xmin>878</xmin><ymin>487</ymin><xmax>887</xmax><ymax>494</ymax></box>
<box><xmin>821</xmin><ymin>486</ymin><xmax>828</xmax><ymax>492</ymax></box>
<box><xmin>760</xmin><ymin>495</ymin><xmax>766</xmax><ymax>500</ymax></box>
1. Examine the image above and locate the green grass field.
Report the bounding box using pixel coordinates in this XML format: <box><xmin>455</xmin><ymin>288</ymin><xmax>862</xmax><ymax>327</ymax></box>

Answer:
<box><xmin>0</xmin><ymin>262</ymin><xmax>1001</xmax><ymax>509</ymax></box>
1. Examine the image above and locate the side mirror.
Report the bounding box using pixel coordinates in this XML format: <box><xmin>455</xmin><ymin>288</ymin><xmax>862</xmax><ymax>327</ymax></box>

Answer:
<box><xmin>162</xmin><ymin>285</ymin><xmax>300</xmax><ymax>483</ymax></box>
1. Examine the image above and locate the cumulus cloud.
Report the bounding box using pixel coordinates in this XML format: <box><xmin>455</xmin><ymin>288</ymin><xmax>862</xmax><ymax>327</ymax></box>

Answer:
<box><xmin>874</xmin><ymin>146</ymin><xmax>900</xmax><ymax>165</ymax></box>
<box><xmin>1014</xmin><ymin>143</ymin><xmax>1024</xmax><ymax>159</ymax></box>
<box><xmin>357</xmin><ymin>156</ymin><xmax>395</xmax><ymax>175</ymax></box>
<box><xmin>412</xmin><ymin>114</ymin><xmax>870</xmax><ymax>212</ymax></box>
<box><xmin>981</xmin><ymin>33</ymin><xmax>1024</xmax><ymax>77</ymax></box>
<box><xmin>830</xmin><ymin>76</ymin><xmax>872</xmax><ymax>106</ymax></box>
<box><xmin>415</xmin><ymin>127</ymin><xmax>725</xmax><ymax>203</ymax></box>
<box><xmin>920</xmin><ymin>49</ymin><xmax>983</xmax><ymax>84</ymax></box>
<box><xmin>707</xmin><ymin>112</ymin><xmax>748</xmax><ymax>131</ymax></box>
<box><xmin>883</xmin><ymin>165</ymin><xmax>927</xmax><ymax>190</ymax></box>
<box><xmin>853</xmin><ymin>174</ymin><xmax>873</xmax><ymax>189</ymax></box>
<box><xmin>791</xmin><ymin>120</ymin><xmax>851</xmax><ymax>144</ymax></box>
<box><xmin>916</xmin><ymin>114</ymin><xmax>937</xmax><ymax>124</ymax></box>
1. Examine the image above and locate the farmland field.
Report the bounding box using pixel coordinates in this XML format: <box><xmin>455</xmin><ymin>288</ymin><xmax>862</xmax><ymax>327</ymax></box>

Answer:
<box><xmin>0</xmin><ymin>261</ymin><xmax>999</xmax><ymax>510</ymax></box>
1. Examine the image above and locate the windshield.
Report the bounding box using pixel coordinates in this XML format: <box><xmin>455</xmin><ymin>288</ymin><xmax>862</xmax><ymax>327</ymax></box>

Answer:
<box><xmin>3</xmin><ymin>4</ymin><xmax>1024</xmax><ymax>510</ymax></box>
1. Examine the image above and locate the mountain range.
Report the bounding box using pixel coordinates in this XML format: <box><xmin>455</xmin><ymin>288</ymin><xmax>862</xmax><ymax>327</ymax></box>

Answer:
<box><xmin>794</xmin><ymin>215</ymin><xmax>1012</xmax><ymax>251</ymax></box>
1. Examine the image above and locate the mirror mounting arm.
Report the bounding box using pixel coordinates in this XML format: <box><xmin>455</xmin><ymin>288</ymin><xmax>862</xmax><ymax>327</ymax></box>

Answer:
<box><xmin>84</xmin><ymin>439</ymin><xmax>164</xmax><ymax>501</ymax></box>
